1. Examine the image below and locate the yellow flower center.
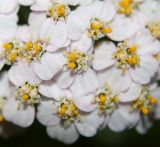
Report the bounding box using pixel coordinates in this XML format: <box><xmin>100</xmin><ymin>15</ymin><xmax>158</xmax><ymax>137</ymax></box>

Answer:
<box><xmin>88</xmin><ymin>18</ymin><xmax>112</xmax><ymax>40</ymax></box>
<box><xmin>64</xmin><ymin>49</ymin><xmax>92</xmax><ymax>73</ymax></box>
<box><xmin>58</xmin><ymin>98</ymin><xmax>80</xmax><ymax>122</ymax></box>
<box><xmin>22</xmin><ymin>41</ymin><xmax>45</xmax><ymax>62</ymax></box>
<box><xmin>16</xmin><ymin>82</ymin><xmax>40</xmax><ymax>105</ymax></box>
<box><xmin>118</xmin><ymin>0</ymin><xmax>141</xmax><ymax>15</ymax></box>
<box><xmin>22</xmin><ymin>94</ymin><xmax>30</xmax><ymax>101</ymax></box>
<box><xmin>47</xmin><ymin>3</ymin><xmax>70</xmax><ymax>21</ymax></box>
<box><xmin>132</xmin><ymin>86</ymin><xmax>158</xmax><ymax>115</ymax></box>
<box><xmin>95</xmin><ymin>83</ymin><xmax>119</xmax><ymax>113</ymax></box>
<box><xmin>1</xmin><ymin>41</ymin><xmax>21</xmax><ymax>65</ymax></box>
<box><xmin>148</xmin><ymin>21</ymin><xmax>160</xmax><ymax>40</ymax></box>
<box><xmin>113</xmin><ymin>41</ymin><xmax>140</xmax><ymax>74</ymax></box>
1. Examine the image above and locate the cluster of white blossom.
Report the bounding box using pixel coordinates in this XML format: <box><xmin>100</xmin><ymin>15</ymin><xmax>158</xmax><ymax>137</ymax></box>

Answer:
<box><xmin>0</xmin><ymin>0</ymin><xmax>160</xmax><ymax>144</ymax></box>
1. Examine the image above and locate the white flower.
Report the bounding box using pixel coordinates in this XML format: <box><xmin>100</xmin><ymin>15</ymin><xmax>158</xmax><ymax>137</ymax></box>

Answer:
<box><xmin>37</xmin><ymin>82</ymin><xmax>101</xmax><ymax>144</ymax></box>
<box><xmin>107</xmin><ymin>0</ymin><xmax>146</xmax><ymax>41</ymax></box>
<box><xmin>92</xmin><ymin>29</ymin><xmax>159</xmax><ymax>89</ymax></box>
<box><xmin>29</xmin><ymin>0</ymin><xmax>93</xmax><ymax>46</ymax></box>
<box><xmin>56</xmin><ymin>42</ymin><xmax>99</xmax><ymax>97</ymax></box>
<box><xmin>3</xmin><ymin>61</ymin><xmax>41</xmax><ymax>127</ymax></box>
<box><xmin>108</xmin><ymin>83</ymin><xmax>159</xmax><ymax>132</ymax></box>
<box><xmin>4</xmin><ymin>24</ymin><xmax>69</xmax><ymax>81</ymax></box>
<box><xmin>72</xmin><ymin>78</ymin><xmax>141</xmax><ymax>131</ymax></box>
<box><xmin>67</xmin><ymin>0</ymin><xmax>116</xmax><ymax>41</ymax></box>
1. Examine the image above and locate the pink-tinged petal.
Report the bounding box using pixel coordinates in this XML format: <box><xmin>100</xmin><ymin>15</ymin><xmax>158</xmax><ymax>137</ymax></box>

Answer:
<box><xmin>0</xmin><ymin>71</ymin><xmax>11</xmax><ymax>97</ymax></box>
<box><xmin>119</xmin><ymin>83</ymin><xmax>142</xmax><ymax>102</ymax></box>
<box><xmin>39</xmin><ymin>18</ymin><xmax>55</xmax><ymax>41</ymax></box>
<box><xmin>0</xmin><ymin>12</ymin><xmax>18</xmax><ymax>39</ymax></box>
<box><xmin>37</xmin><ymin>100</ymin><xmax>60</xmax><ymax>126</ymax></box>
<box><xmin>130</xmin><ymin>29</ymin><xmax>160</xmax><ymax>55</ymax></box>
<box><xmin>91</xmin><ymin>0</ymin><xmax>116</xmax><ymax>21</ymax></box>
<box><xmin>108</xmin><ymin>105</ymin><xmax>139</xmax><ymax>132</ymax></box>
<box><xmin>70</xmin><ymin>69</ymin><xmax>99</xmax><ymax>97</ymax></box>
<box><xmin>75</xmin><ymin>110</ymin><xmax>102</xmax><ymax>137</ymax></box>
<box><xmin>33</xmin><ymin>52</ymin><xmax>66</xmax><ymax>80</ymax></box>
<box><xmin>3</xmin><ymin>99</ymin><xmax>35</xmax><ymax>128</ymax></box>
<box><xmin>18</xmin><ymin>0</ymin><xmax>34</xmax><ymax>5</ymax></box>
<box><xmin>16</xmin><ymin>25</ymin><xmax>31</xmax><ymax>42</ymax></box>
<box><xmin>47</xmin><ymin>123</ymin><xmax>79</xmax><ymax>144</ymax></box>
<box><xmin>92</xmin><ymin>41</ymin><xmax>116</xmax><ymax>70</ymax></box>
<box><xmin>73</xmin><ymin>94</ymin><xmax>96</xmax><ymax>112</ymax></box>
<box><xmin>56</xmin><ymin>71</ymin><xmax>75</xmax><ymax>89</ymax></box>
<box><xmin>130</xmin><ymin>55</ymin><xmax>158</xmax><ymax>84</ymax></box>
<box><xmin>98</xmin><ymin>67</ymin><xmax>131</xmax><ymax>92</ymax></box>
<box><xmin>50</xmin><ymin>21</ymin><xmax>67</xmax><ymax>48</ymax></box>
<box><xmin>31</xmin><ymin>0</ymin><xmax>51</xmax><ymax>11</ymax></box>
<box><xmin>108</xmin><ymin>14</ymin><xmax>143</xmax><ymax>41</ymax></box>
<box><xmin>39</xmin><ymin>80</ymin><xmax>66</xmax><ymax>101</ymax></box>
<box><xmin>71</xmin><ymin>33</ymin><xmax>92</xmax><ymax>52</ymax></box>
<box><xmin>0</xmin><ymin>0</ymin><xmax>17</xmax><ymax>14</ymax></box>
<box><xmin>67</xmin><ymin>9</ymin><xmax>90</xmax><ymax>40</ymax></box>
<box><xmin>29</xmin><ymin>12</ymin><xmax>46</xmax><ymax>38</ymax></box>
<box><xmin>9</xmin><ymin>61</ymin><xmax>41</xmax><ymax>86</ymax></box>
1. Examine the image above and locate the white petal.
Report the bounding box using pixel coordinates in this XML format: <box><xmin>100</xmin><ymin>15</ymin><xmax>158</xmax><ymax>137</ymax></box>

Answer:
<box><xmin>9</xmin><ymin>61</ymin><xmax>41</xmax><ymax>86</ymax></box>
<box><xmin>18</xmin><ymin>0</ymin><xmax>34</xmax><ymax>5</ymax></box>
<box><xmin>92</xmin><ymin>41</ymin><xmax>116</xmax><ymax>70</ymax></box>
<box><xmin>70</xmin><ymin>69</ymin><xmax>99</xmax><ymax>97</ymax></box>
<box><xmin>0</xmin><ymin>12</ymin><xmax>18</xmax><ymax>39</ymax></box>
<box><xmin>108</xmin><ymin>105</ymin><xmax>139</xmax><ymax>132</ymax></box>
<box><xmin>47</xmin><ymin>123</ymin><xmax>79</xmax><ymax>144</ymax></box>
<box><xmin>37</xmin><ymin>100</ymin><xmax>60</xmax><ymax>126</ymax></box>
<box><xmin>31</xmin><ymin>0</ymin><xmax>51</xmax><ymax>11</ymax></box>
<box><xmin>39</xmin><ymin>80</ymin><xmax>66</xmax><ymax>101</ymax></box>
<box><xmin>75</xmin><ymin>110</ymin><xmax>101</xmax><ymax>137</ymax></box>
<box><xmin>56</xmin><ymin>71</ymin><xmax>75</xmax><ymax>89</ymax></box>
<box><xmin>67</xmin><ymin>9</ymin><xmax>90</xmax><ymax>40</ymax></box>
<box><xmin>33</xmin><ymin>52</ymin><xmax>66</xmax><ymax>80</ymax></box>
<box><xmin>0</xmin><ymin>0</ymin><xmax>17</xmax><ymax>13</ymax></box>
<box><xmin>71</xmin><ymin>33</ymin><xmax>92</xmax><ymax>52</ymax></box>
<box><xmin>130</xmin><ymin>55</ymin><xmax>158</xmax><ymax>84</ymax></box>
<box><xmin>3</xmin><ymin>99</ymin><xmax>35</xmax><ymax>127</ymax></box>
<box><xmin>119</xmin><ymin>83</ymin><xmax>142</xmax><ymax>102</ymax></box>
<box><xmin>108</xmin><ymin>14</ymin><xmax>142</xmax><ymax>41</ymax></box>
<box><xmin>73</xmin><ymin>94</ymin><xmax>96</xmax><ymax>112</ymax></box>
<box><xmin>0</xmin><ymin>71</ymin><xmax>11</xmax><ymax>97</ymax></box>
<box><xmin>50</xmin><ymin>21</ymin><xmax>67</xmax><ymax>48</ymax></box>
<box><xmin>98</xmin><ymin>67</ymin><xmax>131</xmax><ymax>92</ymax></box>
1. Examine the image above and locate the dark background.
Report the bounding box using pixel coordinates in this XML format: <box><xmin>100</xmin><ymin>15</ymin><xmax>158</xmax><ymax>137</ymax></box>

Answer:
<box><xmin>1</xmin><ymin>6</ymin><xmax>160</xmax><ymax>147</ymax></box>
<box><xmin>0</xmin><ymin>120</ymin><xmax>160</xmax><ymax>147</ymax></box>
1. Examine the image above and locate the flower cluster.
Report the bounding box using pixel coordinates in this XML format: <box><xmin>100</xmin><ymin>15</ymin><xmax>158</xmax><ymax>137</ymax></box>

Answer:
<box><xmin>0</xmin><ymin>0</ymin><xmax>160</xmax><ymax>144</ymax></box>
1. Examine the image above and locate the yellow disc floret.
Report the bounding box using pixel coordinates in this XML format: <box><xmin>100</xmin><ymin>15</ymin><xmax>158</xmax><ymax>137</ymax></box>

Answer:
<box><xmin>47</xmin><ymin>3</ymin><xmax>70</xmax><ymax>21</ymax></box>
<box><xmin>64</xmin><ymin>49</ymin><xmax>92</xmax><ymax>73</ymax></box>
<box><xmin>58</xmin><ymin>98</ymin><xmax>80</xmax><ymax>126</ymax></box>
<box><xmin>148</xmin><ymin>21</ymin><xmax>160</xmax><ymax>40</ymax></box>
<box><xmin>118</xmin><ymin>0</ymin><xmax>141</xmax><ymax>16</ymax></box>
<box><xmin>16</xmin><ymin>82</ymin><xmax>40</xmax><ymax>105</ymax></box>
<box><xmin>113</xmin><ymin>41</ymin><xmax>140</xmax><ymax>74</ymax></box>
<box><xmin>89</xmin><ymin>18</ymin><xmax>112</xmax><ymax>40</ymax></box>
<box><xmin>132</xmin><ymin>86</ymin><xmax>158</xmax><ymax>115</ymax></box>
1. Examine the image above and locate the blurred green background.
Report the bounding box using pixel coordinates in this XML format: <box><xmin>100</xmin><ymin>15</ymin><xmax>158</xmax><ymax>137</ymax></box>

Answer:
<box><xmin>0</xmin><ymin>120</ymin><xmax>160</xmax><ymax>147</ymax></box>
<box><xmin>1</xmin><ymin>6</ymin><xmax>160</xmax><ymax>147</ymax></box>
